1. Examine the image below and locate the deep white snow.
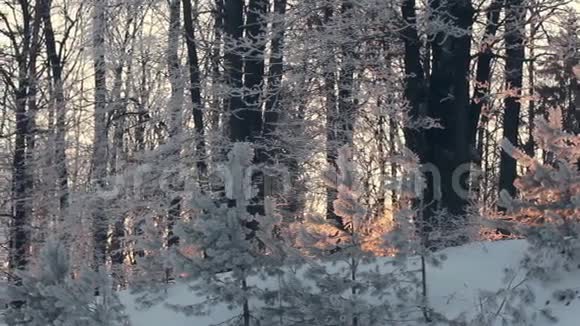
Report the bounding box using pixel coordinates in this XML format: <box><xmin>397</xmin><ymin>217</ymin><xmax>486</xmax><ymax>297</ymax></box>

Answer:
<box><xmin>123</xmin><ymin>240</ymin><xmax>580</xmax><ymax>325</ymax></box>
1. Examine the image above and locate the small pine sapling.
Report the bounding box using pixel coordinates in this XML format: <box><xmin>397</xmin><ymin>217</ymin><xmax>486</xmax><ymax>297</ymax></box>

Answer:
<box><xmin>278</xmin><ymin>146</ymin><xmax>420</xmax><ymax>326</ymax></box>
<box><xmin>166</xmin><ymin>142</ymin><xmax>285</xmax><ymax>326</ymax></box>
<box><xmin>499</xmin><ymin>108</ymin><xmax>580</xmax><ymax>280</ymax></box>
<box><xmin>4</xmin><ymin>239</ymin><xmax>128</xmax><ymax>326</ymax></box>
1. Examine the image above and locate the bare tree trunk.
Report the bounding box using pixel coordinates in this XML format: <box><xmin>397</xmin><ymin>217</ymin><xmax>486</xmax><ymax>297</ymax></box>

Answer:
<box><xmin>524</xmin><ymin>22</ymin><xmax>537</xmax><ymax>157</ymax></box>
<box><xmin>423</xmin><ymin>0</ymin><xmax>474</xmax><ymax>246</ymax></box>
<box><xmin>468</xmin><ymin>0</ymin><xmax>501</xmax><ymax>199</ymax></box>
<box><xmin>167</xmin><ymin>0</ymin><xmax>184</xmax><ymax>249</ymax></box>
<box><xmin>223</xmin><ymin>0</ymin><xmax>263</xmax><ymax>236</ymax></box>
<box><xmin>245</xmin><ymin>0</ymin><xmax>269</xmax><ymax>218</ymax></box>
<box><xmin>322</xmin><ymin>5</ymin><xmax>339</xmax><ymax>224</ymax></box>
<box><xmin>388</xmin><ymin>117</ymin><xmax>398</xmax><ymax>208</ymax></box>
<box><xmin>25</xmin><ymin>1</ymin><xmax>42</xmax><ymax>251</ymax></box>
<box><xmin>109</xmin><ymin>55</ymin><xmax>128</xmax><ymax>275</ymax></box>
<box><xmin>337</xmin><ymin>0</ymin><xmax>355</xmax><ymax>147</ymax></box>
<box><xmin>131</xmin><ymin>55</ymin><xmax>150</xmax><ymax>263</ymax></box>
<box><xmin>11</xmin><ymin>75</ymin><xmax>31</xmax><ymax>274</ymax></box>
<box><xmin>40</xmin><ymin>0</ymin><xmax>70</xmax><ymax>216</ymax></box>
<box><xmin>91</xmin><ymin>0</ymin><xmax>109</xmax><ymax>273</ymax></box>
<box><xmin>468</xmin><ymin>0</ymin><xmax>501</xmax><ymax>151</ymax></box>
<box><xmin>183</xmin><ymin>0</ymin><xmax>207</xmax><ymax>181</ymax></box>
<box><xmin>263</xmin><ymin>0</ymin><xmax>286</xmax><ymax>136</ymax></box>
<box><xmin>498</xmin><ymin>0</ymin><xmax>525</xmax><ymax>202</ymax></box>
<box><xmin>375</xmin><ymin>104</ymin><xmax>387</xmax><ymax>218</ymax></box>
<box><xmin>9</xmin><ymin>0</ymin><xmax>41</xmax><ymax>277</ymax></box>
<box><xmin>401</xmin><ymin>0</ymin><xmax>426</xmax><ymax>242</ymax></box>
<box><xmin>262</xmin><ymin>0</ymin><xmax>286</xmax><ymax>203</ymax></box>
<box><xmin>225</xmin><ymin>0</ymin><xmax>247</xmax><ymax>141</ymax></box>
<box><xmin>209</xmin><ymin>0</ymin><xmax>224</xmax><ymax>166</ymax></box>
<box><xmin>243</xmin><ymin>0</ymin><xmax>267</xmax><ymax>140</ymax></box>
<box><xmin>401</xmin><ymin>0</ymin><xmax>426</xmax><ymax>157</ymax></box>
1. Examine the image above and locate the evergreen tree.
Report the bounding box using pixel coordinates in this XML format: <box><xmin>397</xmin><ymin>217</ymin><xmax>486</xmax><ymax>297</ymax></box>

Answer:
<box><xmin>499</xmin><ymin>107</ymin><xmax>580</xmax><ymax>279</ymax></box>
<box><xmin>536</xmin><ymin>12</ymin><xmax>579</xmax><ymax>134</ymax></box>
<box><xmin>270</xmin><ymin>146</ymin><xmax>422</xmax><ymax>326</ymax></box>
<box><xmin>141</xmin><ymin>143</ymin><xmax>285</xmax><ymax>326</ymax></box>
<box><xmin>4</xmin><ymin>239</ymin><xmax>128</xmax><ymax>326</ymax></box>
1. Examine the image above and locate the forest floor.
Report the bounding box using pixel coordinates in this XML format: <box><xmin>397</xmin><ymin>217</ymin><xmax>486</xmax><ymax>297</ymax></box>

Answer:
<box><xmin>123</xmin><ymin>240</ymin><xmax>579</xmax><ymax>325</ymax></box>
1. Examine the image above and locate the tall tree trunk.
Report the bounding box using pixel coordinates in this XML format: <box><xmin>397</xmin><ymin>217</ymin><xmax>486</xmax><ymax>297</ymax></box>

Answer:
<box><xmin>131</xmin><ymin>56</ymin><xmax>149</xmax><ymax>263</ymax></box>
<box><xmin>11</xmin><ymin>77</ymin><xmax>31</xmax><ymax>275</ymax></box>
<box><xmin>375</xmin><ymin>107</ymin><xmax>387</xmax><ymax>218</ymax></box>
<box><xmin>263</xmin><ymin>0</ymin><xmax>286</xmax><ymax>136</ymax></box>
<box><xmin>182</xmin><ymin>0</ymin><xmax>207</xmax><ymax>181</ymax></box>
<box><xmin>524</xmin><ymin>22</ymin><xmax>537</xmax><ymax>157</ymax></box>
<box><xmin>9</xmin><ymin>0</ymin><xmax>41</xmax><ymax>276</ymax></box>
<box><xmin>243</xmin><ymin>0</ymin><xmax>267</xmax><ymax>140</ymax></box>
<box><xmin>401</xmin><ymin>0</ymin><xmax>426</xmax><ymax>157</ymax></box>
<box><xmin>224</xmin><ymin>0</ymin><xmax>262</xmax><ymax>237</ymax></box>
<box><xmin>468</xmin><ymin>0</ymin><xmax>501</xmax><ymax>199</ymax></box>
<box><xmin>262</xmin><ymin>0</ymin><xmax>286</xmax><ymax>200</ymax></box>
<box><xmin>401</xmin><ymin>0</ymin><xmax>427</xmax><ymax>241</ymax></box>
<box><xmin>388</xmin><ymin>117</ymin><xmax>398</xmax><ymax>207</ymax></box>
<box><xmin>209</xmin><ymin>0</ymin><xmax>224</xmax><ymax>167</ymax></box>
<box><xmin>167</xmin><ymin>0</ymin><xmax>184</xmax><ymax>249</ymax></box>
<box><xmin>135</xmin><ymin>57</ymin><xmax>149</xmax><ymax>153</ymax></box>
<box><xmin>468</xmin><ymin>0</ymin><xmax>501</xmax><ymax>156</ymax></box>
<box><xmin>25</xmin><ymin>14</ymin><xmax>39</xmax><ymax>243</ymax></box>
<box><xmin>498</xmin><ymin>0</ymin><xmax>525</xmax><ymax>202</ymax></box>
<box><xmin>337</xmin><ymin>0</ymin><xmax>355</xmax><ymax>147</ymax></box>
<box><xmin>322</xmin><ymin>5</ymin><xmax>339</xmax><ymax>224</ymax></box>
<box><xmin>91</xmin><ymin>0</ymin><xmax>109</xmax><ymax>273</ymax></box>
<box><xmin>109</xmin><ymin>61</ymin><xmax>127</xmax><ymax>271</ymax></box>
<box><xmin>225</xmin><ymin>0</ymin><xmax>247</xmax><ymax>141</ymax></box>
<box><xmin>41</xmin><ymin>0</ymin><xmax>70</xmax><ymax>215</ymax></box>
<box><xmin>423</xmin><ymin>0</ymin><xmax>474</xmax><ymax>246</ymax></box>
<box><xmin>245</xmin><ymin>0</ymin><xmax>268</xmax><ymax>217</ymax></box>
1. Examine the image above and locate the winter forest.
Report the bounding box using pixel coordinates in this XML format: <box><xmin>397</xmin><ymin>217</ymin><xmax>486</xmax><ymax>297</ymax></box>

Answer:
<box><xmin>0</xmin><ymin>0</ymin><xmax>579</xmax><ymax>324</ymax></box>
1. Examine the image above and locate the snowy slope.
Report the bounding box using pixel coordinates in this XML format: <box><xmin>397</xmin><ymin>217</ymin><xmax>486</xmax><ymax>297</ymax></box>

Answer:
<box><xmin>123</xmin><ymin>240</ymin><xmax>580</xmax><ymax>326</ymax></box>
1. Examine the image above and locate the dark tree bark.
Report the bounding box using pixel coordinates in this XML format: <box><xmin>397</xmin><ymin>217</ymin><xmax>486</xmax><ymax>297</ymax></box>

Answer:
<box><xmin>224</xmin><ymin>0</ymin><xmax>266</xmax><ymax>237</ymax></box>
<box><xmin>262</xmin><ymin>0</ymin><xmax>286</xmax><ymax>201</ymax></box>
<box><xmin>135</xmin><ymin>57</ymin><xmax>149</xmax><ymax>153</ymax></box>
<box><xmin>243</xmin><ymin>0</ymin><xmax>268</xmax><ymax>140</ymax></box>
<box><xmin>468</xmin><ymin>0</ymin><xmax>502</xmax><ymax>158</ymax></box>
<box><xmin>24</xmin><ymin>4</ymin><xmax>40</xmax><ymax>248</ymax></box>
<box><xmin>263</xmin><ymin>0</ymin><xmax>286</xmax><ymax>137</ymax></box>
<box><xmin>109</xmin><ymin>44</ymin><xmax>130</xmax><ymax>271</ymax></box>
<box><xmin>11</xmin><ymin>68</ymin><xmax>31</xmax><ymax>275</ymax></box>
<box><xmin>243</xmin><ymin>0</ymin><xmax>267</xmax><ymax>218</ymax></box>
<box><xmin>498</xmin><ymin>0</ymin><xmax>525</xmax><ymax>202</ymax></box>
<box><xmin>422</xmin><ymin>0</ymin><xmax>474</xmax><ymax>246</ymax></box>
<box><xmin>401</xmin><ymin>0</ymin><xmax>427</xmax><ymax>240</ymax></box>
<box><xmin>5</xmin><ymin>0</ymin><xmax>42</xmax><ymax>282</ymax></box>
<box><xmin>131</xmin><ymin>56</ymin><xmax>150</xmax><ymax>263</ymax></box>
<box><xmin>401</xmin><ymin>0</ymin><xmax>426</xmax><ymax>157</ymax></box>
<box><xmin>40</xmin><ymin>0</ymin><xmax>70</xmax><ymax>215</ymax></box>
<box><xmin>225</xmin><ymin>0</ymin><xmax>248</xmax><ymax>141</ymax></box>
<box><xmin>337</xmin><ymin>0</ymin><xmax>355</xmax><ymax>146</ymax></box>
<box><xmin>9</xmin><ymin>0</ymin><xmax>40</xmax><ymax>274</ymax></box>
<box><xmin>322</xmin><ymin>5</ymin><xmax>339</xmax><ymax>224</ymax></box>
<box><xmin>210</xmin><ymin>0</ymin><xmax>224</xmax><ymax>148</ymax></box>
<box><xmin>524</xmin><ymin>23</ymin><xmax>537</xmax><ymax>157</ymax></box>
<box><xmin>183</xmin><ymin>0</ymin><xmax>207</xmax><ymax>181</ymax></box>
<box><xmin>467</xmin><ymin>0</ymin><xmax>501</xmax><ymax>200</ymax></box>
<box><xmin>91</xmin><ymin>0</ymin><xmax>109</xmax><ymax>272</ymax></box>
<box><xmin>167</xmin><ymin>0</ymin><xmax>184</xmax><ymax>249</ymax></box>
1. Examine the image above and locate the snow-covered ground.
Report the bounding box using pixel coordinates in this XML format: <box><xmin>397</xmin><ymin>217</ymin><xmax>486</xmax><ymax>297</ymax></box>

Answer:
<box><xmin>123</xmin><ymin>240</ymin><xmax>580</xmax><ymax>326</ymax></box>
